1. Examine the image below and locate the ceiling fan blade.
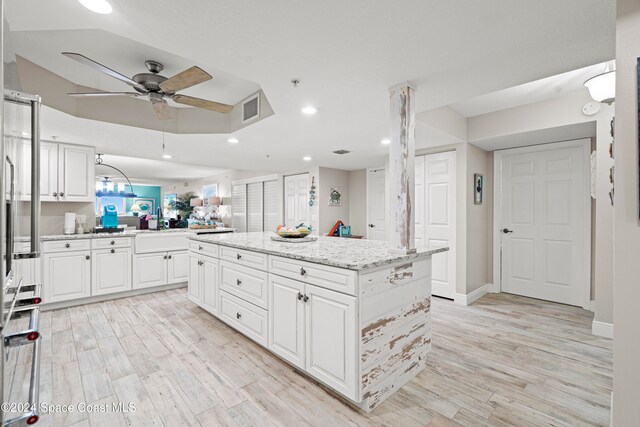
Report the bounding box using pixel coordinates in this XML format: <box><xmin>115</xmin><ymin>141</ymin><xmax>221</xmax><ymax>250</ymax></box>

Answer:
<box><xmin>62</xmin><ymin>52</ymin><xmax>147</xmax><ymax>91</ymax></box>
<box><xmin>172</xmin><ymin>94</ymin><xmax>233</xmax><ymax>113</ymax></box>
<box><xmin>68</xmin><ymin>91</ymin><xmax>144</xmax><ymax>97</ymax></box>
<box><xmin>159</xmin><ymin>66</ymin><xmax>212</xmax><ymax>93</ymax></box>
<box><xmin>151</xmin><ymin>100</ymin><xmax>172</xmax><ymax>120</ymax></box>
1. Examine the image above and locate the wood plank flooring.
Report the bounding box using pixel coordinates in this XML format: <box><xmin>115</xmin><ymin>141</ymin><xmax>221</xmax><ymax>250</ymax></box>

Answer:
<box><xmin>26</xmin><ymin>290</ymin><xmax>612</xmax><ymax>426</ymax></box>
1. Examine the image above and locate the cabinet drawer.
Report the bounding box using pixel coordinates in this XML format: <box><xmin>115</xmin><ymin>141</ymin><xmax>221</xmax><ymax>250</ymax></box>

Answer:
<box><xmin>92</xmin><ymin>237</ymin><xmax>132</xmax><ymax>249</ymax></box>
<box><xmin>220</xmin><ymin>260</ymin><xmax>268</xmax><ymax>309</ymax></box>
<box><xmin>219</xmin><ymin>291</ymin><xmax>268</xmax><ymax>347</ymax></box>
<box><xmin>189</xmin><ymin>241</ymin><xmax>219</xmax><ymax>258</ymax></box>
<box><xmin>220</xmin><ymin>246</ymin><xmax>267</xmax><ymax>270</ymax></box>
<box><xmin>269</xmin><ymin>255</ymin><xmax>357</xmax><ymax>296</ymax></box>
<box><xmin>42</xmin><ymin>239</ymin><xmax>91</xmax><ymax>253</ymax></box>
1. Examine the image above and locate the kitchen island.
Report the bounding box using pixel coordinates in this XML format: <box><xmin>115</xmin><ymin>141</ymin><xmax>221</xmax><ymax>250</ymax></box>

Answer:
<box><xmin>187</xmin><ymin>231</ymin><xmax>447</xmax><ymax>412</ymax></box>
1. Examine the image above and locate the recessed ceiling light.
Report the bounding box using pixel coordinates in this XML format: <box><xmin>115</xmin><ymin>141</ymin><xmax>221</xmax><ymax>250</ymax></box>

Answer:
<box><xmin>381</xmin><ymin>138</ymin><xmax>391</xmax><ymax>145</ymax></box>
<box><xmin>301</xmin><ymin>106</ymin><xmax>317</xmax><ymax>115</ymax></box>
<box><xmin>303</xmin><ymin>156</ymin><xmax>312</xmax><ymax>161</ymax></box>
<box><xmin>227</xmin><ymin>137</ymin><xmax>239</xmax><ymax>144</ymax></box>
<box><xmin>162</xmin><ymin>154</ymin><xmax>172</xmax><ymax>159</ymax></box>
<box><xmin>79</xmin><ymin>0</ymin><xmax>112</xmax><ymax>14</ymax></box>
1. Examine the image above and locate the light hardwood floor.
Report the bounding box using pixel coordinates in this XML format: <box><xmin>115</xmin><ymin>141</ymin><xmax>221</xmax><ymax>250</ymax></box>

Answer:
<box><xmin>27</xmin><ymin>289</ymin><xmax>612</xmax><ymax>426</ymax></box>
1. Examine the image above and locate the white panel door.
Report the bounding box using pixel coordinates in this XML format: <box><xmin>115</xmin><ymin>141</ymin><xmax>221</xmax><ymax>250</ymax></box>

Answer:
<box><xmin>58</xmin><ymin>144</ymin><xmax>94</xmax><ymax>202</ymax></box>
<box><xmin>20</xmin><ymin>140</ymin><xmax>58</xmax><ymax>201</ymax></box>
<box><xmin>269</xmin><ymin>275</ymin><xmax>305</xmax><ymax>369</ymax></box>
<box><xmin>201</xmin><ymin>256</ymin><xmax>219</xmax><ymax>315</ymax></box>
<box><xmin>366</xmin><ymin>169</ymin><xmax>386</xmax><ymax>240</ymax></box>
<box><xmin>263</xmin><ymin>180</ymin><xmax>280</xmax><ymax>232</ymax></box>
<box><xmin>284</xmin><ymin>174</ymin><xmax>309</xmax><ymax>226</ymax></box>
<box><xmin>305</xmin><ymin>284</ymin><xmax>356</xmax><ymax>400</ymax></box>
<box><xmin>247</xmin><ymin>182</ymin><xmax>264</xmax><ymax>232</ymax></box>
<box><xmin>92</xmin><ymin>248</ymin><xmax>132</xmax><ymax>296</ymax></box>
<box><xmin>43</xmin><ymin>251</ymin><xmax>91</xmax><ymax>303</ymax></box>
<box><xmin>498</xmin><ymin>142</ymin><xmax>588</xmax><ymax>306</ymax></box>
<box><xmin>133</xmin><ymin>253</ymin><xmax>166</xmax><ymax>289</ymax></box>
<box><xmin>423</xmin><ymin>152</ymin><xmax>456</xmax><ymax>299</ymax></box>
<box><xmin>167</xmin><ymin>250</ymin><xmax>189</xmax><ymax>284</ymax></box>
<box><xmin>232</xmin><ymin>184</ymin><xmax>247</xmax><ymax>232</ymax></box>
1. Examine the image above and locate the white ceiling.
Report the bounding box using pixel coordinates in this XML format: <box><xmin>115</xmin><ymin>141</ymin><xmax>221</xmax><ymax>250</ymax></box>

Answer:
<box><xmin>450</xmin><ymin>62</ymin><xmax>613</xmax><ymax>118</ymax></box>
<box><xmin>5</xmin><ymin>0</ymin><xmax>615</xmax><ymax>172</ymax></box>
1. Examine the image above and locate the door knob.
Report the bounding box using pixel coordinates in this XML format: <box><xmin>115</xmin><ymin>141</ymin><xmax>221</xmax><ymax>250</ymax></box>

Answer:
<box><xmin>368</xmin><ymin>224</ymin><xmax>375</xmax><ymax>228</ymax></box>
<box><xmin>502</xmin><ymin>228</ymin><xmax>514</xmax><ymax>234</ymax></box>
<box><xmin>297</xmin><ymin>292</ymin><xmax>304</xmax><ymax>300</ymax></box>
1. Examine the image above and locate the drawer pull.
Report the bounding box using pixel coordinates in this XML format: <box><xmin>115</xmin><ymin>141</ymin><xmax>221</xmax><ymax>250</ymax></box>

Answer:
<box><xmin>65</xmin><ymin>243</ymin><xmax>70</xmax><ymax>248</ymax></box>
<box><xmin>110</xmin><ymin>249</ymin><xmax>115</xmax><ymax>254</ymax></box>
<box><xmin>53</xmin><ymin>192</ymin><xmax>58</xmax><ymax>197</ymax></box>
<box><xmin>236</xmin><ymin>253</ymin><xmax>242</xmax><ymax>260</ymax></box>
<box><xmin>199</xmin><ymin>245</ymin><xmax>203</xmax><ymax>250</ymax></box>
<box><xmin>110</xmin><ymin>240</ymin><xmax>115</xmax><ymax>245</ymax></box>
<box><xmin>236</xmin><ymin>279</ymin><xmax>242</xmax><ymax>286</ymax></box>
<box><xmin>300</xmin><ymin>267</ymin><xmax>307</xmax><ymax>276</ymax></box>
<box><xmin>164</xmin><ymin>255</ymin><xmax>168</xmax><ymax>259</ymax></box>
<box><xmin>168</xmin><ymin>255</ymin><xmax>172</xmax><ymax>259</ymax></box>
<box><xmin>297</xmin><ymin>292</ymin><xmax>304</xmax><ymax>301</ymax></box>
<box><xmin>86</xmin><ymin>255</ymin><xmax>90</xmax><ymax>260</ymax></box>
<box><xmin>303</xmin><ymin>294</ymin><xmax>309</xmax><ymax>302</ymax></box>
<box><xmin>59</xmin><ymin>192</ymin><xmax>64</xmax><ymax>197</ymax></box>
<box><xmin>198</xmin><ymin>260</ymin><xmax>203</xmax><ymax>266</ymax></box>
<box><xmin>236</xmin><ymin>312</ymin><xmax>242</xmax><ymax>319</ymax></box>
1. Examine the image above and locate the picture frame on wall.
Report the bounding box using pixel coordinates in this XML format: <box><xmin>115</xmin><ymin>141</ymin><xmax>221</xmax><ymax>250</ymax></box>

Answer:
<box><xmin>328</xmin><ymin>187</ymin><xmax>342</xmax><ymax>206</ymax></box>
<box><xmin>474</xmin><ymin>173</ymin><xmax>483</xmax><ymax>205</ymax></box>
<box><xmin>202</xmin><ymin>183</ymin><xmax>218</xmax><ymax>207</ymax></box>
<box><xmin>132</xmin><ymin>198</ymin><xmax>155</xmax><ymax>215</ymax></box>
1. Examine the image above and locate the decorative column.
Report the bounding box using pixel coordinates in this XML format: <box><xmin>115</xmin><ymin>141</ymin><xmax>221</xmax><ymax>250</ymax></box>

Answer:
<box><xmin>388</xmin><ymin>82</ymin><xmax>416</xmax><ymax>254</ymax></box>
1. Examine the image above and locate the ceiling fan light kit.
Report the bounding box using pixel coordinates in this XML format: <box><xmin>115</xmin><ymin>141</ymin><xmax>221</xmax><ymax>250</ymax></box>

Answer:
<box><xmin>62</xmin><ymin>52</ymin><xmax>234</xmax><ymax>120</ymax></box>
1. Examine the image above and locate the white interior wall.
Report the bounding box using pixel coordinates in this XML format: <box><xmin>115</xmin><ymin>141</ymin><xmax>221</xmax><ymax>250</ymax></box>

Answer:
<box><xmin>318</xmin><ymin>167</ymin><xmax>351</xmax><ymax>235</ymax></box>
<box><xmin>612</xmin><ymin>1</ymin><xmax>640</xmax><ymax>423</ymax></box>
<box><xmin>348</xmin><ymin>170</ymin><xmax>367</xmax><ymax>236</ymax></box>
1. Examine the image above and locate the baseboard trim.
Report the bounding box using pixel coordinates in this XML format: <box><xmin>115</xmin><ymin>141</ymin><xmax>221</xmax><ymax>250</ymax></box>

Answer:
<box><xmin>454</xmin><ymin>283</ymin><xmax>493</xmax><ymax>306</ymax></box>
<box><xmin>592</xmin><ymin>320</ymin><xmax>614</xmax><ymax>339</ymax></box>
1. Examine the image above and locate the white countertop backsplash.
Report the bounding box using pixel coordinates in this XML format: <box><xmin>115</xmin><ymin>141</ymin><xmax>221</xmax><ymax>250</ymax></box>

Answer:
<box><xmin>189</xmin><ymin>231</ymin><xmax>448</xmax><ymax>270</ymax></box>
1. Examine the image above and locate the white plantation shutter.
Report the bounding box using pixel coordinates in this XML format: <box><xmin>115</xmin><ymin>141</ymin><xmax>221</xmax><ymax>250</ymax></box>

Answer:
<box><xmin>232</xmin><ymin>184</ymin><xmax>247</xmax><ymax>232</ymax></box>
<box><xmin>247</xmin><ymin>182</ymin><xmax>263</xmax><ymax>232</ymax></box>
<box><xmin>263</xmin><ymin>180</ymin><xmax>279</xmax><ymax>232</ymax></box>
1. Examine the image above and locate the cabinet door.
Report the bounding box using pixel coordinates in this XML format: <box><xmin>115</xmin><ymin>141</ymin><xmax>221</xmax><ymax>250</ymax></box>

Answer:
<box><xmin>58</xmin><ymin>144</ymin><xmax>94</xmax><ymax>202</ymax></box>
<box><xmin>305</xmin><ymin>284</ymin><xmax>357</xmax><ymax>400</ymax></box>
<box><xmin>201</xmin><ymin>256</ymin><xmax>219</xmax><ymax>314</ymax></box>
<box><xmin>20</xmin><ymin>140</ymin><xmax>58</xmax><ymax>201</ymax></box>
<box><xmin>269</xmin><ymin>275</ymin><xmax>305</xmax><ymax>369</ymax></box>
<box><xmin>188</xmin><ymin>254</ymin><xmax>202</xmax><ymax>304</ymax></box>
<box><xmin>43</xmin><ymin>251</ymin><xmax>91</xmax><ymax>303</ymax></box>
<box><xmin>167</xmin><ymin>251</ymin><xmax>189</xmax><ymax>284</ymax></box>
<box><xmin>133</xmin><ymin>253</ymin><xmax>167</xmax><ymax>289</ymax></box>
<box><xmin>92</xmin><ymin>248</ymin><xmax>132</xmax><ymax>296</ymax></box>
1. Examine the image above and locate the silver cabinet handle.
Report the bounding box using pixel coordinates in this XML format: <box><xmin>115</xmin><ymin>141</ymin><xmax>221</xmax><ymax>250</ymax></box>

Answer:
<box><xmin>297</xmin><ymin>292</ymin><xmax>304</xmax><ymax>300</ymax></box>
<box><xmin>164</xmin><ymin>255</ymin><xmax>168</xmax><ymax>259</ymax></box>
<box><xmin>86</xmin><ymin>255</ymin><xmax>90</xmax><ymax>260</ymax></box>
<box><xmin>300</xmin><ymin>267</ymin><xmax>307</xmax><ymax>276</ymax></box>
<box><xmin>199</xmin><ymin>245</ymin><xmax>203</xmax><ymax>250</ymax></box>
<box><xmin>303</xmin><ymin>295</ymin><xmax>309</xmax><ymax>302</ymax></box>
<box><xmin>59</xmin><ymin>192</ymin><xmax>64</xmax><ymax>197</ymax></box>
<box><xmin>237</xmin><ymin>253</ymin><xmax>242</xmax><ymax>260</ymax></box>
<box><xmin>65</xmin><ymin>243</ymin><xmax>70</xmax><ymax>248</ymax></box>
<box><xmin>110</xmin><ymin>240</ymin><xmax>115</xmax><ymax>245</ymax></box>
<box><xmin>368</xmin><ymin>224</ymin><xmax>375</xmax><ymax>228</ymax></box>
<box><xmin>502</xmin><ymin>228</ymin><xmax>514</xmax><ymax>234</ymax></box>
<box><xmin>53</xmin><ymin>192</ymin><xmax>57</xmax><ymax>197</ymax></box>
<box><xmin>168</xmin><ymin>255</ymin><xmax>172</xmax><ymax>259</ymax></box>
<box><xmin>110</xmin><ymin>249</ymin><xmax>115</xmax><ymax>254</ymax></box>
<box><xmin>236</xmin><ymin>312</ymin><xmax>242</xmax><ymax>319</ymax></box>
<box><xmin>236</xmin><ymin>279</ymin><xmax>242</xmax><ymax>286</ymax></box>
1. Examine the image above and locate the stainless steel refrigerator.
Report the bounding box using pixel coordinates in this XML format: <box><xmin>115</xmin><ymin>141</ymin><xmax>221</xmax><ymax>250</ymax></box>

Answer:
<box><xmin>1</xmin><ymin>0</ymin><xmax>44</xmax><ymax>425</ymax></box>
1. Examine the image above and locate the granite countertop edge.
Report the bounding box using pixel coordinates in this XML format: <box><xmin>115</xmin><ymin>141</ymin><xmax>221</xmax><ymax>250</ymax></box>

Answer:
<box><xmin>188</xmin><ymin>233</ymin><xmax>448</xmax><ymax>271</ymax></box>
<box><xmin>17</xmin><ymin>228</ymin><xmax>237</xmax><ymax>242</ymax></box>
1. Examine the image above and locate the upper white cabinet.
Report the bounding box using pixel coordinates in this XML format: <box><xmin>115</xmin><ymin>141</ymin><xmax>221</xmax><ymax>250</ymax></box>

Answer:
<box><xmin>20</xmin><ymin>141</ymin><xmax>94</xmax><ymax>202</ymax></box>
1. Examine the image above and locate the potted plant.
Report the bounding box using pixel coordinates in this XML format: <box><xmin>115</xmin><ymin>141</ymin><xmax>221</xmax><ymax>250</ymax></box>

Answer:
<box><xmin>169</xmin><ymin>191</ymin><xmax>198</xmax><ymax>228</ymax></box>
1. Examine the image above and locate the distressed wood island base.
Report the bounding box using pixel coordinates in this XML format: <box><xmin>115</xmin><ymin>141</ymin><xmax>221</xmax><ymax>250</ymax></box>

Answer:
<box><xmin>187</xmin><ymin>232</ymin><xmax>446</xmax><ymax>412</ymax></box>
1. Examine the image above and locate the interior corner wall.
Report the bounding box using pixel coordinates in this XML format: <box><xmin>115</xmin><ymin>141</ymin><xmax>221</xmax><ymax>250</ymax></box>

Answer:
<box><xmin>348</xmin><ymin>170</ymin><xmax>367</xmax><ymax>236</ymax></box>
<box><xmin>613</xmin><ymin>0</ymin><xmax>640</xmax><ymax>424</ymax></box>
<box><xmin>465</xmin><ymin>143</ymin><xmax>491</xmax><ymax>294</ymax></box>
<box><xmin>318</xmin><ymin>167</ymin><xmax>350</xmax><ymax>235</ymax></box>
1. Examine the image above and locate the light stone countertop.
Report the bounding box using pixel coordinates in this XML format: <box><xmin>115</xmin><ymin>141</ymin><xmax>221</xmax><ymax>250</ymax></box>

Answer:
<box><xmin>189</xmin><ymin>231</ymin><xmax>448</xmax><ymax>271</ymax></box>
<box><xmin>17</xmin><ymin>227</ymin><xmax>236</xmax><ymax>242</ymax></box>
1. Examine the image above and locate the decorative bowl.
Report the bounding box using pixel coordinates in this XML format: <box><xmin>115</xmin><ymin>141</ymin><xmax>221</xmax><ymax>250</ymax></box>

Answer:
<box><xmin>276</xmin><ymin>229</ymin><xmax>312</xmax><ymax>238</ymax></box>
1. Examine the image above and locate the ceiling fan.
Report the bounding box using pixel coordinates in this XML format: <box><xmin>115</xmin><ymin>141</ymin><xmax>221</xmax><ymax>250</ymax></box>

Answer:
<box><xmin>62</xmin><ymin>52</ymin><xmax>233</xmax><ymax>120</ymax></box>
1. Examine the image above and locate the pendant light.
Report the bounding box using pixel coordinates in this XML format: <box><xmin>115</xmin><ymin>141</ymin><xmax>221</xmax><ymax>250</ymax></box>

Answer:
<box><xmin>584</xmin><ymin>61</ymin><xmax>616</xmax><ymax>104</ymax></box>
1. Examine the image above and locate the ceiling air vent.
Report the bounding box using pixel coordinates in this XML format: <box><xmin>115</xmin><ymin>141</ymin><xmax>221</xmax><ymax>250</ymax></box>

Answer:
<box><xmin>242</xmin><ymin>93</ymin><xmax>260</xmax><ymax>123</ymax></box>
<box><xmin>333</xmin><ymin>149</ymin><xmax>350</xmax><ymax>155</ymax></box>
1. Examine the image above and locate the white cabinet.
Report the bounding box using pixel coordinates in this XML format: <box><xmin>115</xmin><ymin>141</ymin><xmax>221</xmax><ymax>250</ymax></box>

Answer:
<box><xmin>133</xmin><ymin>250</ymin><xmax>188</xmax><ymax>289</ymax></box>
<box><xmin>43</xmin><ymin>250</ymin><xmax>91</xmax><ymax>303</ymax></box>
<box><xmin>268</xmin><ymin>275</ymin><xmax>357</xmax><ymax>399</ymax></box>
<box><xmin>188</xmin><ymin>252</ymin><xmax>219</xmax><ymax>314</ymax></box>
<box><xmin>20</xmin><ymin>142</ymin><xmax>94</xmax><ymax>202</ymax></box>
<box><xmin>92</xmin><ymin>247</ymin><xmax>132</xmax><ymax>296</ymax></box>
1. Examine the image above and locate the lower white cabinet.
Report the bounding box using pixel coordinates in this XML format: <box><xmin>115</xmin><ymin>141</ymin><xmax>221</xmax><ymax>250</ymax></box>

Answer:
<box><xmin>133</xmin><ymin>250</ymin><xmax>189</xmax><ymax>289</ymax></box>
<box><xmin>92</xmin><ymin>247</ymin><xmax>132</xmax><ymax>296</ymax></box>
<box><xmin>268</xmin><ymin>274</ymin><xmax>357</xmax><ymax>399</ymax></box>
<box><xmin>188</xmin><ymin>252</ymin><xmax>219</xmax><ymax>314</ymax></box>
<box><xmin>43</xmin><ymin>250</ymin><xmax>91</xmax><ymax>303</ymax></box>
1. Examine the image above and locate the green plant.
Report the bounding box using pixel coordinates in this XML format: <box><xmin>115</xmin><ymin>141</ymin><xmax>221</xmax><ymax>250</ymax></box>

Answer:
<box><xmin>169</xmin><ymin>191</ymin><xmax>198</xmax><ymax>228</ymax></box>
